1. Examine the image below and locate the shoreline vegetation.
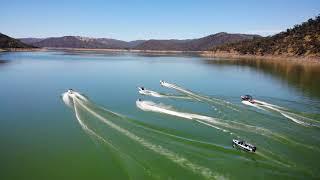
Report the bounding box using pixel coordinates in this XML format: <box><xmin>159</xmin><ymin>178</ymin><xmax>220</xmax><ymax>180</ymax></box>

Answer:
<box><xmin>1</xmin><ymin>47</ymin><xmax>319</xmax><ymax>64</ymax></box>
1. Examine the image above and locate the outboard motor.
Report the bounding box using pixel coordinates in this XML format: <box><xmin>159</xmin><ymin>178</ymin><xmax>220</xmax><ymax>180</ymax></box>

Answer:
<box><xmin>252</xmin><ymin>146</ymin><xmax>257</xmax><ymax>152</ymax></box>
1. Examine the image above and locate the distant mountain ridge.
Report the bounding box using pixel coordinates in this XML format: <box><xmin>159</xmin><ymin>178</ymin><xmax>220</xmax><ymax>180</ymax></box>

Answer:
<box><xmin>20</xmin><ymin>33</ymin><xmax>259</xmax><ymax>51</ymax></box>
<box><xmin>19</xmin><ymin>38</ymin><xmax>44</xmax><ymax>44</ymax></box>
<box><xmin>135</xmin><ymin>33</ymin><xmax>259</xmax><ymax>51</ymax></box>
<box><xmin>20</xmin><ymin>36</ymin><xmax>147</xmax><ymax>49</ymax></box>
<box><xmin>211</xmin><ymin>15</ymin><xmax>320</xmax><ymax>57</ymax></box>
<box><xmin>0</xmin><ymin>33</ymin><xmax>34</xmax><ymax>49</ymax></box>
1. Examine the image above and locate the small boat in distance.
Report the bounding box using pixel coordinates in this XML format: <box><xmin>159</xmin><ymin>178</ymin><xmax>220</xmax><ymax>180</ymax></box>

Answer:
<box><xmin>160</xmin><ymin>80</ymin><xmax>165</xmax><ymax>86</ymax></box>
<box><xmin>138</xmin><ymin>86</ymin><xmax>146</xmax><ymax>92</ymax></box>
<box><xmin>241</xmin><ymin>94</ymin><xmax>264</xmax><ymax>106</ymax></box>
<box><xmin>232</xmin><ymin>139</ymin><xmax>256</xmax><ymax>152</ymax></box>
<box><xmin>138</xmin><ymin>87</ymin><xmax>162</xmax><ymax>97</ymax></box>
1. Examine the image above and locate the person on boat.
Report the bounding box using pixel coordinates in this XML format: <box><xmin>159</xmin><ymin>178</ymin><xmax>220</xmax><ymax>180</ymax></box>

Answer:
<box><xmin>160</xmin><ymin>80</ymin><xmax>165</xmax><ymax>86</ymax></box>
<box><xmin>241</xmin><ymin>95</ymin><xmax>255</xmax><ymax>103</ymax></box>
<box><xmin>68</xmin><ymin>89</ymin><xmax>74</xmax><ymax>94</ymax></box>
<box><xmin>140</xmin><ymin>87</ymin><xmax>145</xmax><ymax>90</ymax></box>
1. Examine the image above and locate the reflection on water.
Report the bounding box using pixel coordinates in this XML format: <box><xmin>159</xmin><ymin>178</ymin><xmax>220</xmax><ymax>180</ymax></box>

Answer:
<box><xmin>0</xmin><ymin>59</ymin><xmax>9</xmax><ymax>64</ymax></box>
<box><xmin>57</xmin><ymin>49</ymin><xmax>200</xmax><ymax>58</ymax></box>
<box><xmin>0</xmin><ymin>59</ymin><xmax>10</xmax><ymax>66</ymax></box>
<box><xmin>204</xmin><ymin>59</ymin><xmax>320</xmax><ymax>99</ymax></box>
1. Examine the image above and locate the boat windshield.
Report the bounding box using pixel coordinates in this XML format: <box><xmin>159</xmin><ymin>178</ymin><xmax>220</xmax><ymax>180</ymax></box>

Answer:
<box><xmin>243</xmin><ymin>95</ymin><xmax>253</xmax><ymax>101</ymax></box>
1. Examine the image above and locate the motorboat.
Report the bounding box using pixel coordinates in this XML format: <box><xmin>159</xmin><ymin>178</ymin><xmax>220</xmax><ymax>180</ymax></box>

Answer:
<box><xmin>138</xmin><ymin>86</ymin><xmax>146</xmax><ymax>94</ymax></box>
<box><xmin>138</xmin><ymin>87</ymin><xmax>153</xmax><ymax>95</ymax></box>
<box><xmin>67</xmin><ymin>89</ymin><xmax>74</xmax><ymax>94</ymax></box>
<box><xmin>241</xmin><ymin>95</ymin><xmax>253</xmax><ymax>102</ymax></box>
<box><xmin>241</xmin><ymin>95</ymin><xmax>264</xmax><ymax>106</ymax></box>
<box><xmin>232</xmin><ymin>139</ymin><xmax>256</xmax><ymax>152</ymax></box>
<box><xmin>160</xmin><ymin>80</ymin><xmax>165</xmax><ymax>86</ymax></box>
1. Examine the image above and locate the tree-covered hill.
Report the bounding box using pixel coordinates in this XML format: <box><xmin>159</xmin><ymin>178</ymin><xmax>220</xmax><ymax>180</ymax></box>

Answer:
<box><xmin>211</xmin><ymin>15</ymin><xmax>320</xmax><ymax>57</ymax></box>
<box><xmin>0</xmin><ymin>33</ymin><xmax>34</xmax><ymax>49</ymax></box>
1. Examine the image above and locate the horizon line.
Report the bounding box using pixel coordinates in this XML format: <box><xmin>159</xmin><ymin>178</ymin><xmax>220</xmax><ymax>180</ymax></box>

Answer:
<box><xmin>13</xmin><ymin>31</ymin><xmax>278</xmax><ymax>42</ymax></box>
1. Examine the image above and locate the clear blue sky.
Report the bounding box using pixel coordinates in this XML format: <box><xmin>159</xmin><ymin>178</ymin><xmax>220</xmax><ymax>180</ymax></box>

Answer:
<box><xmin>1</xmin><ymin>0</ymin><xmax>319</xmax><ymax>41</ymax></box>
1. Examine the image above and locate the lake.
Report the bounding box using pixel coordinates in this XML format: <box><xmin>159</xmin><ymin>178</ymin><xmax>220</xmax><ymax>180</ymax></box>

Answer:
<box><xmin>0</xmin><ymin>51</ymin><xmax>319</xmax><ymax>179</ymax></box>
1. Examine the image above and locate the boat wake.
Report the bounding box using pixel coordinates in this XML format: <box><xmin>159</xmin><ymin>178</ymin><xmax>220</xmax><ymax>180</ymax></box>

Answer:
<box><xmin>136</xmin><ymin>99</ymin><xmax>294</xmax><ymax>143</ymax></box>
<box><xmin>62</xmin><ymin>90</ymin><xmax>225</xmax><ymax>180</ymax></box>
<box><xmin>136</xmin><ymin>99</ymin><xmax>316</xmax><ymax>167</ymax></box>
<box><xmin>242</xmin><ymin>99</ymin><xmax>320</xmax><ymax>128</ymax></box>
<box><xmin>138</xmin><ymin>87</ymin><xmax>192</xmax><ymax>100</ymax></box>
<box><xmin>136</xmin><ymin>99</ymin><xmax>233</xmax><ymax>135</ymax></box>
<box><xmin>61</xmin><ymin>90</ymin><xmax>314</xmax><ymax>177</ymax></box>
<box><xmin>159</xmin><ymin>81</ymin><xmax>240</xmax><ymax>112</ymax></box>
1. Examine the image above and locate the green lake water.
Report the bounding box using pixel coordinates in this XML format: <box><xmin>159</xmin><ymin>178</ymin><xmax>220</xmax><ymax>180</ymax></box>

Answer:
<box><xmin>0</xmin><ymin>51</ymin><xmax>319</xmax><ymax>179</ymax></box>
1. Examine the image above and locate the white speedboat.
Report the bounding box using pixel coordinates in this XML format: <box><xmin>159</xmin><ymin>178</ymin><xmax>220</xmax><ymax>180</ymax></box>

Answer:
<box><xmin>241</xmin><ymin>95</ymin><xmax>264</xmax><ymax>105</ymax></box>
<box><xmin>241</xmin><ymin>95</ymin><xmax>264</xmax><ymax>106</ymax></box>
<box><xmin>160</xmin><ymin>80</ymin><xmax>166</xmax><ymax>86</ymax></box>
<box><xmin>138</xmin><ymin>87</ymin><xmax>147</xmax><ymax>94</ymax></box>
<box><xmin>232</xmin><ymin>139</ymin><xmax>256</xmax><ymax>152</ymax></box>
<box><xmin>138</xmin><ymin>87</ymin><xmax>162</xmax><ymax>97</ymax></box>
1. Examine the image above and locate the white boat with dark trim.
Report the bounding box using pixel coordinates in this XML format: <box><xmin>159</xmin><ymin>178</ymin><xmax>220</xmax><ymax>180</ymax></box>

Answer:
<box><xmin>138</xmin><ymin>87</ymin><xmax>162</xmax><ymax>97</ymax></box>
<box><xmin>232</xmin><ymin>139</ymin><xmax>256</xmax><ymax>152</ymax></box>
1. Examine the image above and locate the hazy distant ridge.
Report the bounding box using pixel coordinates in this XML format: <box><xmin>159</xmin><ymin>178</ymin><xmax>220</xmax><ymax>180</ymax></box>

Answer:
<box><xmin>20</xmin><ymin>36</ymin><xmax>146</xmax><ymax>49</ymax></box>
<box><xmin>20</xmin><ymin>33</ymin><xmax>258</xmax><ymax>51</ymax></box>
<box><xmin>135</xmin><ymin>33</ymin><xmax>259</xmax><ymax>51</ymax></box>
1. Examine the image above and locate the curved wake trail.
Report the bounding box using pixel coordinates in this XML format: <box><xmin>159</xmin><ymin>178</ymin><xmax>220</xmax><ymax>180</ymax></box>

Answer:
<box><xmin>62</xmin><ymin>90</ymin><xmax>315</xmax><ymax>177</ymax></box>
<box><xmin>243</xmin><ymin>99</ymin><xmax>320</xmax><ymax>128</ymax></box>
<box><xmin>136</xmin><ymin>100</ymin><xmax>235</xmax><ymax>135</ymax></box>
<box><xmin>136</xmin><ymin>100</ymin><xmax>301</xmax><ymax>167</ymax></box>
<box><xmin>72</xmin><ymin>97</ymin><xmax>162</xmax><ymax>179</ymax></box>
<box><xmin>137</xmin><ymin>100</ymin><xmax>281</xmax><ymax>140</ymax></box>
<box><xmin>136</xmin><ymin>99</ymin><xmax>320</xmax><ymax>153</ymax></box>
<box><xmin>64</xmin><ymin>91</ymin><xmax>224</xmax><ymax>180</ymax></box>
<box><xmin>160</xmin><ymin>81</ymin><xmax>240</xmax><ymax>112</ymax></box>
<box><xmin>139</xmin><ymin>88</ymin><xmax>192</xmax><ymax>100</ymax></box>
<box><xmin>254</xmin><ymin>100</ymin><xmax>288</xmax><ymax>110</ymax></box>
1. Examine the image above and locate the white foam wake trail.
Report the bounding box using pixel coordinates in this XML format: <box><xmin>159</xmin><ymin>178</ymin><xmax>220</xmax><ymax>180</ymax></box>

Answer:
<box><xmin>71</xmin><ymin>98</ymin><xmax>162</xmax><ymax>179</ymax></box>
<box><xmin>139</xmin><ymin>88</ymin><xmax>192</xmax><ymax>100</ymax></box>
<box><xmin>72</xmin><ymin>96</ymin><xmax>222</xmax><ymax>180</ymax></box>
<box><xmin>86</xmin><ymin>101</ymin><xmax>292</xmax><ymax>168</ymax></box>
<box><xmin>136</xmin><ymin>100</ymin><xmax>275</xmax><ymax>138</ymax></box>
<box><xmin>137</xmin><ymin>99</ymin><xmax>319</xmax><ymax>153</ymax></box>
<box><xmin>137</xmin><ymin>100</ymin><xmax>218</xmax><ymax>123</ymax></box>
<box><xmin>66</xmin><ymin>91</ymin><xmax>226</xmax><ymax>150</ymax></box>
<box><xmin>259</xmin><ymin>102</ymin><xmax>317</xmax><ymax>127</ymax></box>
<box><xmin>136</xmin><ymin>100</ymin><xmax>310</xmax><ymax>165</ymax></box>
<box><xmin>241</xmin><ymin>101</ymin><xmax>266</xmax><ymax>111</ymax></box>
<box><xmin>160</xmin><ymin>81</ymin><xmax>239</xmax><ymax>112</ymax></box>
<box><xmin>73</xmin><ymin>101</ymin><xmax>121</xmax><ymax>151</ymax></box>
<box><xmin>196</xmin><ymin>120</ymin><xmax>234</xmax><ymax>136</ymax></box>
<box><xmin>254</xmin><ymin>100</ymin><xmax>287</xmax><ymax>110</ymax></box>
<box><xmin>242</xmin><ymin>98</ymin><xmax>319</xmax><ymax>128</ymax></box>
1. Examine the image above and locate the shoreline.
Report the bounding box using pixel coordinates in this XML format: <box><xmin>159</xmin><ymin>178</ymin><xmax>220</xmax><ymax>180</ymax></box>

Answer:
<box><xmin>2</xmin><ymin>47</ymin><xmax>320</xmax><ymax>63</ymax></box>
<box><xmin>0</xmin><ymin>48</ymin><xmax>44</xmax><ymax>52</ymax></box>
<box><xmin>45</xmin><ymin>47</ymin><xmax>202</xmax><ymax>54</ymax></box>
<box><xmin>201</xmin><ymin>51</ymin><xmax>320</xmax><ymax>63</ymax></box>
